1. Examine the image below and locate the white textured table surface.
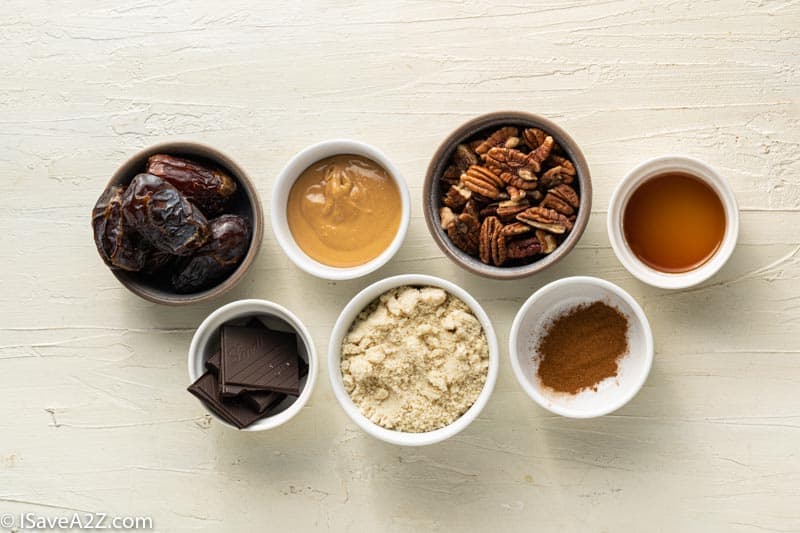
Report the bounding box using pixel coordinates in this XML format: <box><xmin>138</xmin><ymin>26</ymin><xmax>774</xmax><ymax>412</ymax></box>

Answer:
<box><xmin>2</xmin><ymin>1</ymin><xmax>799</xmax><ymax>531</ymax></box>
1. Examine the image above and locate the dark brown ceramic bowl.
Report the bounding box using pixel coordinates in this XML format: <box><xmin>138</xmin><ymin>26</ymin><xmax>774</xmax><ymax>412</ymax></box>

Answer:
<box><xmin>99</xmin><ymin>142</ymin><xmax>263</xmax><ymax>305</ymax></box>
<box><xmin>423</xmin><ymin>112</ymin><xmax>592</xmax><ymax>280</ymax></box>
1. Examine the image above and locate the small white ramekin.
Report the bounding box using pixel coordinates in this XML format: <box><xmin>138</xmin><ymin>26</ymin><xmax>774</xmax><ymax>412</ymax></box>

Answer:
<box><xmin>509</xmin><ymin>276</ymin><xmax>654</xmax><ymax>418</ymax></box>
<box><xmin>188</xmin><ymin>299</ymin><xmax>318</xmax><ymax>431</ymax></box>
<box><xmin>607</xmin><ymin>155</ymin><xmax>739</xmax><ymax>289</ymax></box>
<box><xmin>328</xmin><ymin>274</ymin><xmax>499</xmax><ymax>446</ymax></box>
<box><xmin>271</xmin><ymin>139</ymin><xmax>411</xmax><ymax>280</ymax></box>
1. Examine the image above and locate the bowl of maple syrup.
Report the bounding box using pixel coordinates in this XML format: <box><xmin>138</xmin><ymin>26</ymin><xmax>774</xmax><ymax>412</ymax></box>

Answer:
<box><xmin>607</xmin><ymin>156</ymin><xmax>739</xmax><ymax>289</ymax></box>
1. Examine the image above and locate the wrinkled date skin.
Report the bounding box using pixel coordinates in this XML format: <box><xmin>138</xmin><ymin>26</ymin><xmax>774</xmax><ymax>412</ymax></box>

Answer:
<box><xmin>92</xmin><ymin>185</ymin><xmax>147</xmax><ymax>271</ymax></box>
<box><xmin>122</xmin><ymin>173</ymin><xmax>210</xmax><ymax>256</ymax></box>
<box><xmin>172</xmin><ymin>214</ymin><xmax>250</xmax><ymax>293</ymax></box>
<box><xmin>146</xmin><ymin>154</ymin><xmax>237</xmax><ymax>216</ymax></box>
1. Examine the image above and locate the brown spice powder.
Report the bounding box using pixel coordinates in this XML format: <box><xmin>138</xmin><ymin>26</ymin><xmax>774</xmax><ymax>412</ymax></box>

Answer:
<box><xmin>536</xmin><ymin>301</ymin><xmax>629</xmax><ymax>394</ymax></box>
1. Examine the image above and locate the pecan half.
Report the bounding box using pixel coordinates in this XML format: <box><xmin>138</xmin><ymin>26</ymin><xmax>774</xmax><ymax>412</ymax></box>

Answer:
<box><xmin>492</xmin><ymin>228</ymin><xmax>507</xmax><ymax>266</ymax></box>
<box><xmin>454</xmin><ymin>144</ymin><xmax>479</xmax><ymax>171</ymax></box>
<box><xmin>516</xmin><ymin>206</ymin><xmax>574</xmax><ymax>234</ymax></box>
<box><xmin>540</xmin><ymin>184</ymin><xmax>579</xmax><ymax>215</ymax></box>
<box><xmin>446</xmin><ymin>213</ymin><xmax>480</xmax><ymax>255</ymax></box>
<box><xmin>461</xmin><ymin>166</ymin><xmax>504</xmax><ymax>200</ymax></box>
<box><xmin>522</xmin><ymin>128</ymin><xmax>547</xmax><ymax>149</ymax></box>
<box><xmin>531</xmin><ymin>136</ymin><xmax>554</xmax><ymax>165</ymax></box>
<box><xmin>540</xmin><ymin>166</ymin><xmax>575</xmax><ymax>188</ymax></box>
<box><xmin>485</xmin><ymin>147</ymin><xmax>540</xmax><ymax>185</ymax></box>
<box><xmin>479</xmin><ymin>203</ymin><xmax>499</xmax><ymax>219</ymax></box>
<box><xmin>545</xmin><ymin>154</ymin><xmax>576</xmax><ymax>176</ymax></box>
<box><xmin>504</xmin><ymin>174</ymin><xmax>539</xmax><ymax>191</ymax></box>
<box><xmin>536</xmin><ymin>229</ymin><xmax>557</xmax><ymax>254</ymax></box>
<box><xmin>507</xmin><ymin>236</ymin><xmax>543</xmax><ymax>260</ymax></box>
<box><xmin>496</xmin><ymin>199</ymin><xmax>530</xmax><ymax>223</ymax></box>
<box><xmin>479</xmin><ymin>216</ymin><xmax>502</xmax><ymax>265</ymax></box>
<box><xmin>501</xmin><ymin>222</ymin><xmax>532</xmax><ymax>237</ymax></box>
<box><xmin>475</xmin><ymin>127</ymin><xmax>520</xmax><ymax>155</ymax></box>
<box><xmin>442</xmin><ymin>184</ymin><xmax>471</xmax><ymax>211</ymax></box>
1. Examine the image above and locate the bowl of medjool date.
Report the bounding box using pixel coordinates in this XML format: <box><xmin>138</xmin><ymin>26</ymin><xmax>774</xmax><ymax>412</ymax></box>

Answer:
<box><xmin>92</xmin><ymin>142</ymin><xmax>263</xmax><ymax>305</ymax></box>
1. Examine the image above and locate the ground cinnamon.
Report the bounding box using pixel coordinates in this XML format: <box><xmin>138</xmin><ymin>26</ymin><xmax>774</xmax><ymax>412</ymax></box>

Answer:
<box><xmin>536</xmin><ymin>301</ymin><xmax>629</xmax><ymax>394</ymax></box>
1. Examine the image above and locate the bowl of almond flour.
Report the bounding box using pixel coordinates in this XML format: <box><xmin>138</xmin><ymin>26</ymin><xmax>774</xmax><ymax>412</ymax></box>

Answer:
<box><xmin>328</xmin><ymin>274</ymin><xmax>499</xmax><ymax>446</ymax></box>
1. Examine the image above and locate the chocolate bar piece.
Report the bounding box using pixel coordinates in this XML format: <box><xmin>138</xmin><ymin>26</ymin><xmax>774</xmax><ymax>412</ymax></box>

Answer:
<box><xmin>187</xmin><ymin>372</ymin><xmax>263</xmax><ymax>429</ymax></box>
<box><xmin>202</xmin><ymin>352</ymin><xmax>289</xmax><ymax>416</ymax></box>
<box><xmin>242</xmin><ymin>390</ymin><xmax>286</xmax><ymax>414</ymax></box>
<box><xmin>220</xmin><ymin>325</ymin><xmax>301</xmax><ymax>396</ymax></box>
<box><xmin>242</xmin><ymin>361</ymin><xmax>310</xmax><ymax>413</ymax></box>
<box><xmin>206</xmin><ymin>347</ymin><xmax>308</xmax><ymax>413</ymax></box>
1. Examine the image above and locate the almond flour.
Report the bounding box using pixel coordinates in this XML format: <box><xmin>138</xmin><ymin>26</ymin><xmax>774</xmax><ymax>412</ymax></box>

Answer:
<box><xmin>340</xmin><ymin>286</ymin><xmax>489</xmax><ymax>432</ymax></box>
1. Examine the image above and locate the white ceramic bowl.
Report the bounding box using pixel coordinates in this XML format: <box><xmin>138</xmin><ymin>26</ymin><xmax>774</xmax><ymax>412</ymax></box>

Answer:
<box><xmin>328</xmin><ymin>274</ymin><xmax>499</xmax><ymax>446</ymax></box>
<box><xmin>271</xmin><ymin>139</ymin><xmax>411</xmax><ymax>280</ymax></box>
<box><xmin>509</xmin><ymin>276</ymin><xmax>653</xmax><ymax>418</ymax></box>
<box><xmin>188</xmin><ymin>299</ymin><xmax>318</xmax><ymax>431</ymax></box>
<box><xmin>607</xmin><ymin>155</ymin><xmax>739</xmax><ymax>289</ymax></box>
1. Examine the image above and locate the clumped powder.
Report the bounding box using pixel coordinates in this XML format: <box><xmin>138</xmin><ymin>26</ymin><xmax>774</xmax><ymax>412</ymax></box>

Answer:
<box><xmin>340</xmin><ymin>286</ymin><xmax>489</xmax><ymax>432</ymax></box>
<box><xmin>535</xmin><ymin>301</ymin><xmax>629</xmax><ymax>394</ymax></box>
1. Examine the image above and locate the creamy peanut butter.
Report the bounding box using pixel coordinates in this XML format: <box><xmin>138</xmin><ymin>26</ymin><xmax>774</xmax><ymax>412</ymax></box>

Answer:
<box><xmin>287</xmin><ymin>154</ymin><xmax>402</xmax><ymax>267</ymax></box>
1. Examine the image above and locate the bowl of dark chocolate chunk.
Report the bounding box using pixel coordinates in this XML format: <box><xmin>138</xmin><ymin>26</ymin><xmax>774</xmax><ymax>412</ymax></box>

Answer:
<box><xmin>188</xmin><ymin>299</ymin><xmax>317</xmax><ymax>431</ymax></box>
<box><xmin>91</xmin><ymin>142</ymin><xmax>263</xmax><ymax>305</ymax></box>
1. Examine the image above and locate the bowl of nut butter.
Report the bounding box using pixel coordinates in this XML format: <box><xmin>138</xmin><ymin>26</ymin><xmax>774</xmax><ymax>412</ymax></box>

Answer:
<box><xmin>271</xmin><ymin>139</ymin><xmax>411</xmax><ymax>280</ymax></box>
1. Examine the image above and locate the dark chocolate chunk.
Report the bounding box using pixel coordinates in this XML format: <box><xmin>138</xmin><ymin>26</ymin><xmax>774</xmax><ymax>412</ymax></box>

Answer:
<box><xmin>241</xmin><ymin>361</ymin><xmax>310</xmax><ymax>414</ymax></box>
<box><xmin>197</xmin><ymin>355</ymin><xmax>288</xmax><ymax>417</ymax></box>
<box><xmin>187</xmin><ymin>372</ymin><xmax>263</xmax><ymax>429</ymax></box>
<box><xmin>220</xmin><ymin>325</ymin><xmax>301</xmax><ymax>396</ymax></box>
<box><xmin>242</xmin><ymin>391</ymin><xmax>287</xmax><ymax>414</ymax></box>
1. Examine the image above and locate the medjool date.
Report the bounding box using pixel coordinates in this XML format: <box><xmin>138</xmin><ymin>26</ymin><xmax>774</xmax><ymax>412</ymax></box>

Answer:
<box><xmin>122</xmin><ymin>173</ymin><xmax>210</xmax><ymax>256</ymax></box>
<box><xmin>172</xmin><ymin>215</ymin><xmax>250</xmax><ymax>293</ymax></box>
<box><xmin>92</xmin><ymin>184</ymin><xmax>147</xmax><ymax>271</ymax></box>
<box><xmin>141</xmin><ymin>249</ymin><xmax>175</xmax><ymax>275</ymax></box>
<box><xmin>146</xmin><ymin>154</ymin><xmax>237</xmax><ymax>216</ymax></box>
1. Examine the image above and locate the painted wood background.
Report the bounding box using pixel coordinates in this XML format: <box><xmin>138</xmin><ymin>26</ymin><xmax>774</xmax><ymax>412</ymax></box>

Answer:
<box><xmin>1</xmin><ymin>1</ymin><xmax>798</xmax><ymax>531</ymax></box>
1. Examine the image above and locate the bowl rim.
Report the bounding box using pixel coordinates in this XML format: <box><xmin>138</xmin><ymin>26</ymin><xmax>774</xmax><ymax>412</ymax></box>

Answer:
<box><xmin>105</xmin><ymin>141</ymin><xmax>264</xmax><ymax>305</ymax></box>
<box><xmin>422</xmin><ymin>111</ymin><xmax>592</xmax><ymax>280</ymax></box>
<box><xmin>327</xmin><ymin>274</ymin><xmax>499</xmax><ymax>446</ymax></box>
<box><xmin>607</xmin><ymin>155</ymin><xmax>740</xmax><ymax>289</ymax></box>
<box><xmin>270</xmin><ymin>139</ymin><xmax>411</xmax><ymax>281</ymax></box>
<box><xmin>187</xmin><ymin>298</ymin><xmax>318</xmax><ymax>431</ymax></box>
<box><xmin>508</xmin><ymin>276</ymin><xmax>654</xmax><ymax>418</ymax></box>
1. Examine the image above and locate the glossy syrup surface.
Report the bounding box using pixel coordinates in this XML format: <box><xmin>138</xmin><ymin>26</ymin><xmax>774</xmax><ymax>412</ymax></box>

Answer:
<box><xmin>623</xmin><ymin>172</ymin><xmax>726</xmax><ymax>273</ymax></box>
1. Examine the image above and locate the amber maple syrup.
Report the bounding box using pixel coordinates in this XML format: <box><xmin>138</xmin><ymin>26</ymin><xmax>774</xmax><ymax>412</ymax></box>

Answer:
<box><xmin>623</xmin><ymin>172</ymin><xmax>726</xmax><ymax>273</ymax></box>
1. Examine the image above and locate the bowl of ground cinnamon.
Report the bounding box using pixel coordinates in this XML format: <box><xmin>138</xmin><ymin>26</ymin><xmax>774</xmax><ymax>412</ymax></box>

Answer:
<box><xmin>509</xmin><ymin>276</ymin><xmax>653</xmax><ymax>418</ymax></box>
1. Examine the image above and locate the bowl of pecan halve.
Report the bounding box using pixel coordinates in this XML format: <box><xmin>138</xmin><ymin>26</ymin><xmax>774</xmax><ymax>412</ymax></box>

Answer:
<box><xmin>423</xmin><ymin>112</ymin><xmax>592</xmax><ymax>279</ymax></box>
<box><xmin>91</xmin><ymin>142</ymin><xmax>263</xmax><ymax>305</ymax></box>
